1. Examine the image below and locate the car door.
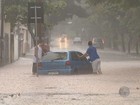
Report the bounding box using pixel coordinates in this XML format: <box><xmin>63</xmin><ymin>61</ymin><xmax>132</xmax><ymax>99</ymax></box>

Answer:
<box><xmin>76</xmin><ymin>52</ymin><xmax>92</xmax><ymax>73</ymax></box>
<box><xmin>70</xmin><ymin>51</ymin><xmax>92</xmax><ymax>74</ymax></box>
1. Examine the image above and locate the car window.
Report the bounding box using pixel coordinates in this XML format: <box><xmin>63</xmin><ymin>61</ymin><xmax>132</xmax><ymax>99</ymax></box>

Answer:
<box><xmin>77</xmin><ymin>52</ymin><xmax>87</xmax><ymax>61</ymax></box>
<box><xmin>93</xmin><ymin>38</ymin><xmax>103</xmax><ymax>43</ymax></box>
<box><xmin>71</xmin><ymin>52</ymin><xmax>87</xmax><ymax>61</ymax></box>
<box><xmin>42</xmin><ymin>52</ymin><xmax>67</xmax><ymax>61</ymax></box>
<box><xmin>74</xmin><ymin>37</ymin><xmax>81</xmax><ymax>41</ymax></box>
<box><xmin>96</xmin><ymin>39</ymin><xmax>102</xmax><ymax>42</ymax></box>
<box><xmin>71</xmin><ymin>52</ymin><xmax>79</xmax><ymax>60</ymax></box>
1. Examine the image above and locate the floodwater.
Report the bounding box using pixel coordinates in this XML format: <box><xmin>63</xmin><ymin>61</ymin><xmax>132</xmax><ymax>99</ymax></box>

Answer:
<box><xmin>0</xmin><ymin>45</ymin><xmax>140</xmax><ymax>105</ymax></box>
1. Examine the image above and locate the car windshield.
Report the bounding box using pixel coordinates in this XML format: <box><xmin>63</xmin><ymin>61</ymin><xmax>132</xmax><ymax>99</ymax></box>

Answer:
<box><xmin>96</xmin><ymin>39</ymin><xmax>102</xmax><ymax>42</ymax></box>
<box><xmin>42</xmin><ymin>52</ymin><xmax>67</xmax><ymax>61</ymax></box>
<box><xmin>74</xmin><ymin>37</ymin><xmax>81</xmax><ymax>41</ymax></box>
<box><xmin>93</xmin><ymin>38</ymin><xmax>102</xmax><ymax>42</ymax></box>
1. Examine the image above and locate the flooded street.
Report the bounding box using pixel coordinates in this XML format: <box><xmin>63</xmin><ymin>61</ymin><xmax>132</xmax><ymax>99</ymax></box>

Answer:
<box><xmin>0</xmin><ymin>47</ymin><xmax>140</xmax><ymax>105</ymax></box>
<box><xmin>0</xmin><ymin>0</ymin><xmax>140</xmax><ymax>105</ymax></box>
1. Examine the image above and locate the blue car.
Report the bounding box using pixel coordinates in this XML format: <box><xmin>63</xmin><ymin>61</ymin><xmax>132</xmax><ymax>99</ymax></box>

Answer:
<box><xmin>38</xmin><ymin>51</ymin><xmax>93</xmax><ymax>75</ymax></box>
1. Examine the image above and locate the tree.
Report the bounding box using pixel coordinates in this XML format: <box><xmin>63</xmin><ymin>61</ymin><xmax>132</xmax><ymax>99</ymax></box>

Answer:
<box><xmin>4</xmin><ymin>0</ymin><xmax>89</xmax><ymax>46</ymax></box>
<box><xmin>86</xmin><ymin>0</ymin><xmax>140</xmax><ymax>54</ymax></box>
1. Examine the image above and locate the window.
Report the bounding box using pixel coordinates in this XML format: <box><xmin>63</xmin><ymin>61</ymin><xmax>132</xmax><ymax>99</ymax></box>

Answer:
<box><xmin>42</xmin><ymin>52</ymin><xmax>67</xmax><ymax>61</ymax></box>
<box><xmin>71</xmin><ymin>52</ymin><xmax>85</xmax><ymax>61</ymax></box>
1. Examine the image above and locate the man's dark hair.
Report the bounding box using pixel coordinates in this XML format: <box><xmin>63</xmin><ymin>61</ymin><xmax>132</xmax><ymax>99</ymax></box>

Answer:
<box><xmin>88</xmin><ymin>41</ymin><xmax>92</xmax><ymax>46</ymax></box>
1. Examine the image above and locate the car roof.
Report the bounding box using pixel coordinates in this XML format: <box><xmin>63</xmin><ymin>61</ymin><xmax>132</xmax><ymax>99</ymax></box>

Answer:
<box><xmin>74</xmin><ymin>36</ymin><xmax>81</xmax><ymax>39</ymax></box>
<box><xmin>49</xmin><ymin>50</ymin><xmax>81</xmax><ymax>54</ymax></box>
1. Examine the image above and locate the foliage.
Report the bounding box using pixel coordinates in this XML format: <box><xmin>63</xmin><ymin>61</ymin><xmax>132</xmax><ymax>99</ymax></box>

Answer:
<box><xmin>4</xmin><ymin>0</ymin><xmax>67</xmax><ymax>26</ymax></box>
<box><xmin>4</xmin><ymin>0</ymin><xmax>88</xmax><ymax>27</ymax></box>
<box><xmin>86</xmin><ymin>0</ymin><xmax>140</xmax><ymax>54</ymax></box>
<box><xmin>4</xmin><ymin>0</ymin><xmax>89</xmax><ymax>46</ymax></box>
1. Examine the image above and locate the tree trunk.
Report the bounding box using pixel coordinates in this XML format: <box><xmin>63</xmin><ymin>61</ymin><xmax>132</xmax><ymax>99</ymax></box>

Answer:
<box><xmin>112</xmin><ymin>34</ymin><xmax>119</xmax><ymax>50</ymax></box>
<box><xmin>135</xmin><ymin>42</ymin><xmax>139</xmax><ymax>55</ymax></box>
<box><xmin>135</xmin><ymin>35</ymin><xmax>140</xmax><ymax>55</ymax></box>
<box><xmin>128</xmin><ymin>35</ymin><xmax>132</xmax><ymax>54</ymax></box>
<box><xmin>27</xmin><ymin>24</ymin><xmax>36</xmax><ymax>46</ymax></box>
<box><xmin>121</xmin><ymin>33</ymin><xmax>126</xmax><ymax>52</ymax></box>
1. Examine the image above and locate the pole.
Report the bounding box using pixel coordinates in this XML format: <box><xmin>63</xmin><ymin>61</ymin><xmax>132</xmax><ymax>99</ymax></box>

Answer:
<box><xmin>35</xmin><ymin>4</ymin><xmax>39</xmax><ymax>77</ymax></box>
<box><xmin>35</xmin><ymin>0</ymin><xmax>43</xmax><ymax>77</ymax></box>
<box><xmin>36</xmin><ymin>0</ymin><xmax>43</xmax><ymax>41</ymax></box>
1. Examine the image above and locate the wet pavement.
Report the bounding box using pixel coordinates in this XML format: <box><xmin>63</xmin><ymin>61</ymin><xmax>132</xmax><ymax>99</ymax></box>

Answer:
<box><xmin>0</xmin><ymin>49</ymin><xmax>140</xmax><ymax>105</ymax></box>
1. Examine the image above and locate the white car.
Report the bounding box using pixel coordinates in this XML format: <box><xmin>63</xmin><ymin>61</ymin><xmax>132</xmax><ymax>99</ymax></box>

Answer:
<box><xmin>73</xmin><ymin>37</ymin><xmax>82</xmax><ymax>44</ymax></box>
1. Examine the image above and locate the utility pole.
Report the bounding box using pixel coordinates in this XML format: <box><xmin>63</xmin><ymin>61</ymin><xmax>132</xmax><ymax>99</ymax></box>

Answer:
<box><xmin>36</xmin><ymin>0</ymin><xmax>44</xmax><ymax>41</ymax></box>
<box><xmin>28</xmin><ymin>0</ymin><xmax>44</xmax><ymax>43</ymax></box>
<box><xmin>35</xmin><ymin>0</ymin><xmax>43</xmax><ymax>77</ymax></box>
<box><xmin>28</xmin><ymin>0</ymin><xmax>44</xmax><ymax>77</ymax></box>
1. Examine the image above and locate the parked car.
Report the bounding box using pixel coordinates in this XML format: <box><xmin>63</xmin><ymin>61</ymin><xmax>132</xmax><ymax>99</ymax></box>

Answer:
<box><xmin>38</xmin><ymin>51</ymin><xmax>93</xmax><ymax>75</ymax></box>
<box><xmin>73</xmin><ymin>37</ymin><xmax>82</xmax><ymax>44</ymax></box>
<box><xmin>92</xmin><ymin>37</ymin><xmax>104</xmax><ymax>49</ymax></box>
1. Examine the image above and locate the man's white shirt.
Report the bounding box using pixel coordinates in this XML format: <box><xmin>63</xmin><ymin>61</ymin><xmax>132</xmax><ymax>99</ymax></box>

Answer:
<box><xmin>33</xmin><ymin>45</ymin><xmax>42</xmax><ymax>63</ymax></box>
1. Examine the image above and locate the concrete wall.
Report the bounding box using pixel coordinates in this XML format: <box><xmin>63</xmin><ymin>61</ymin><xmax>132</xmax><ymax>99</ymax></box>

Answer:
<box><xmin>4</xmin><ymin>22</ymin><xmax>11</xmax><ymax>63</ymax></box>
<box><xmin>2</xmin><ymin>22</ymin><xmax>32</xmax><ymax>64</ymax></box>
<box><xmin>14</xmin><ymin>34</ymin><xmax>19</xmax><ymax>61</ymax></box>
